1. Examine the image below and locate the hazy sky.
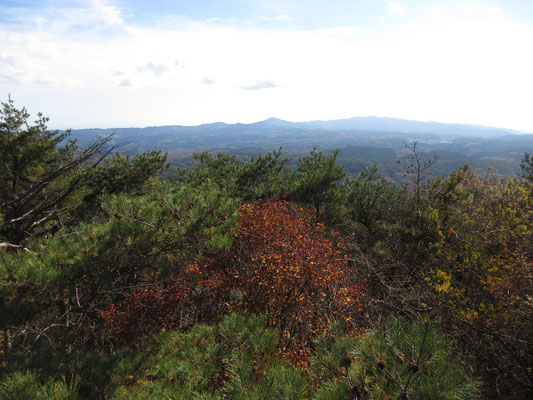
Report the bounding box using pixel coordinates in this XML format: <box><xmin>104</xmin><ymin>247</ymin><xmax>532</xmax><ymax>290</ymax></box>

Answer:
<box><xmin>1</xmin><ymin>0</ymin><xmax>533</xmax><ymax>130</ymax></box>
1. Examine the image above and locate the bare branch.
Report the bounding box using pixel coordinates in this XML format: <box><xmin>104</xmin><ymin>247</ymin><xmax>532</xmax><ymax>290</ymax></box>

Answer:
<box><xmin>0</xmin><ymin>241</ymin><xmax>30</xmax><ymax>252</ymax></box>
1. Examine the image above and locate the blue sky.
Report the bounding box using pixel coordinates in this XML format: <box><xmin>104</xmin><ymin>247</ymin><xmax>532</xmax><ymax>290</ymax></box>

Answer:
<box><xmin>1</xmin><ymin>0</ymin><xmax>533</xmax><ymax>131</ymax></box>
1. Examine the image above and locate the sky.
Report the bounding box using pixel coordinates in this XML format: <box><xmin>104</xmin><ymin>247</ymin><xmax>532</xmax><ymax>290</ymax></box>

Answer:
<box><xmin>1</xmin><ymin>0</ymin><xmax>533</xmax><ymax>131</ymax></box>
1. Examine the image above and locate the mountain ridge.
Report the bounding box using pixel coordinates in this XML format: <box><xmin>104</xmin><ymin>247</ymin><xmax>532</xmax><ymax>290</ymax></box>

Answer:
<box><xmin>66</xmin><ymin>116</ymin><xmax>532</xmax><ymax>179</ymax></box>
<box><xmin>72</xmin><ymin>116</ymin><xmax>524</xmax><ymax>137</ymax></box>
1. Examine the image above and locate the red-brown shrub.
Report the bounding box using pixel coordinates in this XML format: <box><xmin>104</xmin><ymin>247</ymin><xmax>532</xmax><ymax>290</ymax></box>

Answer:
<box><xmin>101</xmin><ymin>200</ymin><xmax>364</xmax><ymax>356</ymax></box>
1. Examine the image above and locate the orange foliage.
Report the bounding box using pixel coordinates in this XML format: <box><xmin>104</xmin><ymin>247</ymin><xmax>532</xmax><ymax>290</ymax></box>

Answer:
<box><xmin>101</xmin><ymin>200</ymin><xmax>363</xmax><ymax>357</ymax></box>
<box><xmin>0</xmin><ymin>332</ymin><xmax>6</xmax><ymax>368</ymax></box>
<box><xmin>204</xmin><ymin>199</ymin><xmax>364</xmax><ymax>355</ymax></box>
<box><xmin>99</xmin><ymin>271</ymin><xmax>226</xmax><ymax>344</ymax></box>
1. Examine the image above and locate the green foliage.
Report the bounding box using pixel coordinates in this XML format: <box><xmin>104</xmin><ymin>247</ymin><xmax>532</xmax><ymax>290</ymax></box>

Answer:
<box><xmin>105</xmin><ymin>315</ymin><xmax>479</xmax><ymax>399</ymax></box>
<box><xmin>0</xmin><ymin>371</ymin><xmax>79</xmax><ymax>400</ymax></box>
<box><xmin>186</xmin><ymin>148</ymin><xmax>347</xmax><ymax>214</ymax></box>
<box><xmin>295</xmin><ymin>148</ymin><xmax>345</xmax><ymax>217</ymax></box>
<box><xmin>0</xmin><ymin>179</ymin><xmax>236</xmax><ymax>291</ymax></box>
<box><xmin>312</xmin><ymin>316</ymin><xmax>481</xmax><ymax>400</ymax></box>
<box><xmin>75</xmin><ymin>150</ymin><xmax>168</xmax><ymax>218</ymax></box>
<box><xmin>0</xmin><ymin>371</ymin><xmax>42</xmax><ymax>400</ymax></box>
<box><xmin>0</xmin><ymin>97</ymin><xmax>110</xmax><ymax>246</ymax></box>
<box><xmin>0</xmin><ymin>178</ymin><xmax>238</xmax><ymax>378</ymax></box>
<box><xmin>185</xmin><ymin>149</ymin><xmax>295</xmax><ymax>201</ymax></box>
<box><xmin>0</xmin><ymin>98</ymin><xmax>168</xmax><ymax>247</ymax></box>
<box><xmin>325</xmin><ymin>166</ymin><xmax>430</xmax><ymax>326</ymax></box>
<box><xmin>426</xmin><ymin>169</ymin><xmax>533</xmax><ymax>398</ymax></box>
<box><xmin>519</xmin><ymin>152</ymin><xmax>533</xmax><ymax>183</ymax></box>
<box><xmin>185</xmin><ymin>152</ymin><xmax>240</xmax><ymax>190</ymax></box>
<box><xmin>331</xmin><ymin>166</ymin><xmax>412</xmax><ymax>249</ymax></box>
<box><xmin>108</xmin><ymin>314</ymin><xmax>307</xmax><ymax>399</ymax></box>
<box><xmin>235</xmin><ymin>148</ymin><xmax>294</xmax><ymax>201</ymax></box>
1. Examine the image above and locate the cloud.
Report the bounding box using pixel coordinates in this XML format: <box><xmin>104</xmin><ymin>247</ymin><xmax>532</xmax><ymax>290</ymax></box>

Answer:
<box><xmin>1</xmin><ymin>2</ymin><xmax>533</xmax><ymax>131</ymax></box>
<box><xmin>138</xmin><ymin>63</ymin><xmax>167</xmax><ymax>76</ymax></box>
<box><xmin>0</xmin><ymin>0</ymin><xmax>124</xmax><ymax>32</ymax></box>
<box><xmin>146</xmin><ymin>62</ymin><xmax>166</xmax><ymax>76</ymax></box>
<box><xmin>260</xmin><ymin>14</ymin><xmax>294</xmax><ymax>22</ymax></box>
<box><xmin>0</xmin><ymin>73</ymin><xmax>18</xmax><ymax>84</ymax></box>
<box><xmin>87</xmin><ymin>0</ymin><xmax>124</xmax><ymax>26</ymax></box>
<box><xmin>386</xmin><ymin>2</ymin><xmax>405</xmax><ymax>17</ymax></box>
<box><xmin>241</xmin><ymin>81</ymin><xmax>279</xmax><ymax>90</ymax></box>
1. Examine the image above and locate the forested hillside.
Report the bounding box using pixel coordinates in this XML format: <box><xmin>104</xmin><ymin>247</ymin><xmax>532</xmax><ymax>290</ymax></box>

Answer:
<box><xmin>67</xmin><ymin>116</ymin><xmax>533</xmax><ymax>182</ymax></box>
<box><xmin>1</xmin><ymin>100</ymin><xmax>532</xmax><ymax>399</ymax></box>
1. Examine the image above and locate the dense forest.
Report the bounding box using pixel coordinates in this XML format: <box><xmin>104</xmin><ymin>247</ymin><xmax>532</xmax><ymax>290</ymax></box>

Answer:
<box><xmin>0</xmin><ymin>99</ymin><xmax>532</xmax><ymax>399</ymax></box>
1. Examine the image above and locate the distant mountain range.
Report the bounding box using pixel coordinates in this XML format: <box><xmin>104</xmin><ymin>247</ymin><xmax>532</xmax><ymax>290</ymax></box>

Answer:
<box><xmin>247</xmin><ymin>117</ymin><xmax>522</xmax><ymax>137</ymax></box>
<box><xmin>68</xmin><ymin>116</ymin><xmax>532</xmax><ymax>179</ymax></box>
<box><xmin>69</xmin><ymin>116</ymin><xmax>528</xmax><ymax>149</ymax></box>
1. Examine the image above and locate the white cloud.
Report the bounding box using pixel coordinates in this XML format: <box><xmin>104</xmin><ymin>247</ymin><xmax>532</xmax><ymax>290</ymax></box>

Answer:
<box><xmin>140</xmin><ymin>62</ymin><xmax>167</xmax><ymax>76</ymax></box>
<box><xmin>1</xmin><ymin>3</ymin><xmax>533</xmax><ymax>131</ymax></box>
<box><xmin>242</xmin><ymin>81</ymin><xmax>279</xmax><ymax>90</ymax></box>
<box><xmin>86</xmin><ymin>0</ymin><xmax>124</xmax><ymax>26</ymax></box>
<box><xmin>260</xmin><ymin>14</ymin><xmax>294</xmax><ymax>21</ymax></box>
<box><xmin>3</xmin><ymin>0</ymin><xmax>125</xmax><ymax>32</ymax></box>
<box><xmin>386</xmin><ymin>2</ymin><xmax>405</xmax><ymax>17</ymax></box>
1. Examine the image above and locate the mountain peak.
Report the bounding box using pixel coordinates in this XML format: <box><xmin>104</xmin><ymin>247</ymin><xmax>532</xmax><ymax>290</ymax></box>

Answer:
<box><xmin>249</xmin><ymin>117</ymin><xmax>294</xmax><ymax>129</ymax></box>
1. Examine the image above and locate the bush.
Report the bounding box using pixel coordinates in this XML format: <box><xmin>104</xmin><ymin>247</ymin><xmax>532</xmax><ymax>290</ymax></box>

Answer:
<box><xmin>108</xmin><ymin>314</ymin><xmax>307</xmax><ymax>399</ymax></box>
<box><xmin>426</xmin><ymin>168</ymin><xmax>532</xmax><ymax>398</ymax></box>
<box><xmin>103</xmin><ymin>200</ymin><xmax>364</xmax><ymax>360</ymax></box>
<box><xmin>0</xmin><ymin>371</ymin><xmax>79</xmax><ymax>400</ymax></box>
<box><xmin>312</xmin><ymin>315</ymin><xmax>481</xmax><ymax>400</ymax></box>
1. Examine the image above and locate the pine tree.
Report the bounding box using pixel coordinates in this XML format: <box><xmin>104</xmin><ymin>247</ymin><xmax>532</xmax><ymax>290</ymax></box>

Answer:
<box><xmin>312</xmin><ymin>316</ymin><xmax>481</xmax><ymax>400</ymax></box>
<box><xmin>0</xmin><ymin>97</ymin><xmax>111</xmax><ymax>247</ymax></box>
<box><xmin>519</xmin><ymin>152</ymin><xmax>533</xmax><ymax>183</ymax></box>
<box><xmin>295</xmin><ymin>148</ymin><xmax>345</xmax><ymax>219</ymax></box>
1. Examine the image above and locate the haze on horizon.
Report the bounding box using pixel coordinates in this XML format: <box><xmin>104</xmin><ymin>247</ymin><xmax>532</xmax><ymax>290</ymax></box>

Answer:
<box><xmin>1</xmin><ymin>0</ymin><xmax>533</xmax><ymax>132</ymax></box>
